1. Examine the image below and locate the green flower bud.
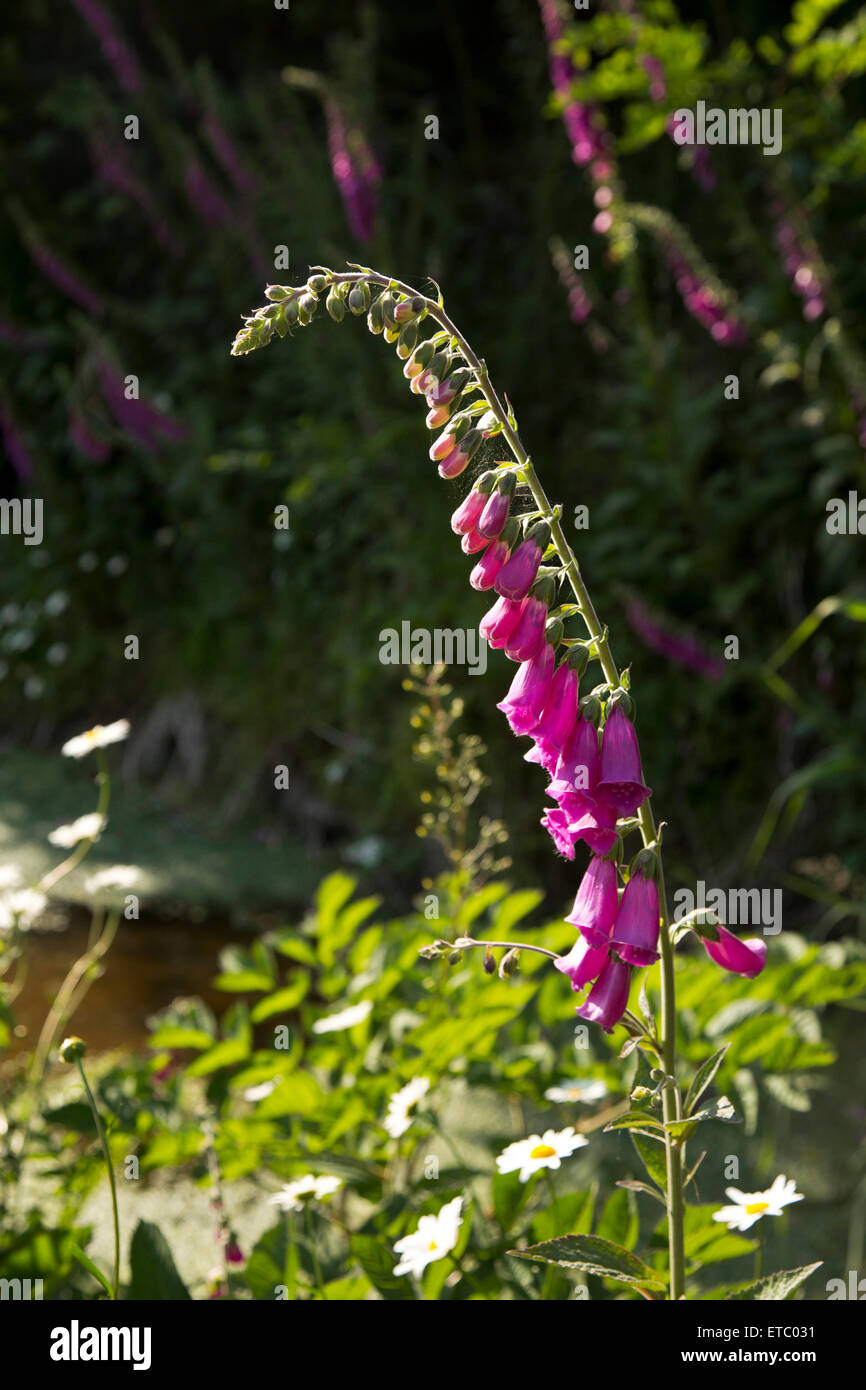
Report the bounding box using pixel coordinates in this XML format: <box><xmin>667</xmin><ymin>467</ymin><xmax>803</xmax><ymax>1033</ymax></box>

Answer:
<box><xmin>367</xmin><ymin>295</ymin><xmax>385</xmax><ymax>334</ymax></box>
<box><xmin>379</xmin><ymin>293</ymin><xmax>397</xmax><ymax>329</ymax></box>
<box><xmin>482</xmin><ymin>947</ymin><xmax>496</xmax><ymax>975</ymax></box>
<box><xmin>297</xmin><ymin>292</ymin><xmax>317</xmax><ymax>325</ymax></box>
<box><xmin>59</xmin><ymin>1035</ymin><xmax>87</xmax><ymax>1062</ymax></box>
<box><xmin>567</xmin><ymin>644</ymin><xmax>590</xmax><ymax>678</ymax></box>
<box><xmin>264</xmin><ymin>285</ymin><xmax>290</xmax><ymax>302</ymax></box>
<box><xmin>524</xmin><ymin>519</ymin><xmax>551</xmax><ymax>551</ymax></box>
<box><xmin>347</xmin><ymin>283</ymin><xmax>370</xmax><ymax>316</ymax></box>
<box><xmin>498</xmin><ymin>948</ymin><xmax>520</xmax><ymax>979</ymax></box>
<box><xmin>326</xmin><ymin>289</ymin><xmax>345</xmax><ymax>323</ymax></box>
<box><xmin>545</xmin><ymin>616</ymin><xmax>565</xmax><ymax>647</ymax></box>
<box><xmin>448</xmin><ymin>950</ymin><xmax>462</xmax><ymax>965</ymax></box>
<box><xmin>579</xmin><ymin>693</ymin><xmax>602</xmax><ymax>726</ymax></box>
<box><xmin>394</xmin><ymin>295</ymin><xmax>427</xmax><ymax>324</ymax></box>
<box><xmin>607</xmin><ymin>687</ymin><xmax>634</xmax><ymax>719</ymax></box>
<box><xmin>285</xmin><ymin>297</ymin><xmax>300</xmax><ymax>326</ymax></box>
<box><xmin>307</xmin><ymin>273</ymin><xmax>329</xmax><ymax>294</ymax></box>
<box><xmin>396</xmin><ymin>320</ymin><xmax>419</xmax><ymax>359</ymax></box>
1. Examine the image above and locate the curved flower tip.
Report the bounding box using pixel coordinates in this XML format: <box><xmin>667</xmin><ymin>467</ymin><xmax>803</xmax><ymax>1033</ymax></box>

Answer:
<box><xmin>609</xmin><ymin>862</ymin><xmax>660</xmax><ymax>967</ymax></box>
<box><xmin>554</xmin><ymin>933</ymin><xmax>609</xmax><ymax>991</ymax></box>
<box><xmin>497</xmin><ymin>643</ymin><xmax>555</xmax><ymax>735</ymax></box>
<box><xmin>479</xmin><ymin>595</ymin><xmax>526</xmax><ymax>648</ymax></box>
<box><xmin>575</xmin><ymin>955</ymin><xmax>631</xmax><ymax>1033</ymax></box>
<box><xmin>504</xmin><ymin>595</ymin><xmax>548</xmax><ymax>662</ymax></box>
<box><xmin>703</xmin><ymin>926</ymin><xmax>767</xmax><ymax>978</ymax></box>
<box><xmin>596</xmin><ymin>704</ymin><xmax>651</xmax><ymax>817</ymax></box>
<box><xmin>493</xmin><ymin>534</ymin><xmax>544</xmax><ymax>600</ymax></box>
<box><xmin>470</xmin><ymin>537</ymin><xmax>510</xmax><ymax>590</ymax></box>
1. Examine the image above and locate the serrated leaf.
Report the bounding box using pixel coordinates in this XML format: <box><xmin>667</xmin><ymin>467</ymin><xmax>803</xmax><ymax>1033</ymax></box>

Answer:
<box><xmin>726</xmin><ymin>1262</ymin><xmax>822</xmax><ymax>1300</ymax></box>
<box><xmin>509</xmin><ymin>1234</ymin><xmax>664</xmax><ymax>1288</ymax></box>
<box><xmin>685</xmin><ymin>1044</ymin><xmax>729</xmax><ymax>1116</ymax></box>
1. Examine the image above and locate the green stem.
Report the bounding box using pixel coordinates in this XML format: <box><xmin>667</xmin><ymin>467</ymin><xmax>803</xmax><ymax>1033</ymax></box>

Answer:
<box><xmin>76</xmin><ymin>1057</ymin><xmax>120</xmax><ymax>1300</ymax></box>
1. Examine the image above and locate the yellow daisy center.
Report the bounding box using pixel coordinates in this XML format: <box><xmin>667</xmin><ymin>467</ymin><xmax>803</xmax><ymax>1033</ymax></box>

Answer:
<box><xmin>745</xmin><ymin>1201</ymin><xmax>770</xmax><ymax>1215</ymax></box>
<box><xmin>530</xmin><ymin>1144</ymin><xmax>557</xmax><ymax>1159</ymax></box>
<box><xmin>428</xmin><ymin>1240</ymin><xmax>438</xmax><ymax>1251</ymax></box>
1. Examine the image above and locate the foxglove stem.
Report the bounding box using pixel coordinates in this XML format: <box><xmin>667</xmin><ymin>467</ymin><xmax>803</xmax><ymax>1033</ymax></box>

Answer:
<box><xmin>240</xmin><ymin>266</ymin><xmax>686</xmax><ymax>1301</ymax></box>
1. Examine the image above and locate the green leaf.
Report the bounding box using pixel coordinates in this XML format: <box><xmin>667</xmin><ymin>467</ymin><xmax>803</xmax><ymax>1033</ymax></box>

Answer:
<box><xmin>128</xmin><ymin>1220</ymin><xmax>191</xmax><ymax>1300</ymax></box>
<box><xmin>727</xmin><ymin>1262</ymin><xmax>823</xmax><ymax>1301</ymax></box>
<box><xmin>350</xmin><ymin>1233</ymin><xmax>414</xmax><ymax>1300</ymax></box>
<box><xmin>616</xmin><ymin>1179</ymin><xmax>665</xmax><ymax>1207</ymax></box>
<box><xmin>246</xmin><ymin>1220</ymin><xmax>299</xmax><ymax>1301</ymax></box>
<box><xmin>596</xmin><ymin>1188</ymin><xmax>638</xmax><ymax>1250</ymax></box>
<box><xmin>632</xmin><ymin>1132</ymin><xmax>667</xmax><ymax>1191</ymax></box>
<box><xmin>184</xmin><ymin>1037</ymin><xmax>250</xmax><ymax>1077</ymax></box>
<box><xmin>148</xmin><ymin>1026</ymin><xmax>214</xmax><ymax>1050</ymax></box>
<box><xmin>685</xmin><ymin>1044</ymin><xmax>729</xmax><ymax>1116</ymax></box>
<box><xmin>213</xmin><ymin>970</ymin><xmax>274</xmax><ymax>992</ymax></box>
<box><xmin>509</xmin><ymin>1234</ymin><xmax>664</xmax><ymax>1288</ymax></box>
<box><xmin>603</xmin><ymin>1109</ymin><xmax>666</xmax><ymax>1138</ymax></box>
<box><xmin>665</xmin><ymin>1096</ymin><xmax>737</xmax><ymax>1142</ymax></box>
<box><xmin>492</xmin><ymin>1169</ymin><xmax>530</xmax><ymax>1234</ymax></box>
<box><xmin>69</xmin><ymin>1242</ymin><xmax>114</xmax><ymax>1299</ymax></box>
<box><xmin>250</xmin><ymin>978</ymin><xmax>309</xmax><ymax>1022</ymax></box>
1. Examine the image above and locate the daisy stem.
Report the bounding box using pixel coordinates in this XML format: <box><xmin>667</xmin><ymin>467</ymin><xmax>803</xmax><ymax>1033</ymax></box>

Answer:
<box><xmin>76</xmin><ymin>1055</ymin><xmax>120</xmax><ymax>1301</ymax></box>
<box><xmin>305</xmin><ymin>1204</ymin><xmax>327</xmax><ymax>1298</ymax></box>
<box><xmin>264</xmin><ymin>268</ymin><xmax>687</xmax><ymax>1302</ymax></box>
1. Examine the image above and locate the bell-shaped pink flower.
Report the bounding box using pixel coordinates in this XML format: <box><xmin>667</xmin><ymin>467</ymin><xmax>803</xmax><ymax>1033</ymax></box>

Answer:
<box><xmin>540</xmin><ymin>805</ymin><xmax>577</xmax><ymax>860</ymax></box>
<box><xmin>477</xmin><ymin>484</ymin><xmax>513</xmax><ymax>539</ymax></box>
<box><xmin>470</xmin><ymin>537</ymin><xmax>510</xmax><ymax>590</ymax></box>
<box><xmin>494</xmin><ymin>524</ymin><xmax>549</xmax><ymax>600</ymax></box>
<box><xmin>451</xmin><ymin>487</ymin><xmax>487</xmax><ymax>536</ymax></box>
<box><xmin>531</xmin><ymin>660</ymin><xmax>579</xmax><ymax>757</ymax></box>
<box><xmin>554</xmin><ymin>714</ymin><xmax>600</xmax><ymax>793</ymax></box>
<box><xmin>702</xmin><ymin>927</ymin><xmax>766</xmax><ymax>978</ymax></box>
<box><xmin>504</xmin><ymin>596</ymin><xmax>547</xmax><ymax>662</ymax></box>
<box><xmin>576</xmin><ymin>955</ymin><xmax>631</xmax><ymax>1032</ymax></box>
<box><xmin>555</xmin><ymin>934</ymin><xmax>609</xmax><ymax>991</ymax></box>
<box><xmin>610</xmin><ymin>862</ymin><xmax>660</xmax><ymax>967</ymax></box>
<box><xmin>596</xmin><ymin>705</ymin><xmax>651</xmax><ymax>817</ymax></box>
<box><xmin>565</xmin><ymin>855</ymin><xmax>619</xmax><ymax>948</ymax></box>
<box><xmin>497</xmin><ymin>643</ymin><xmax>556</xmax><ymax>735</ymax></box>
<box><xmin>564</xmin><ymin>798</ymin><xmax>618</xmax><ymax>856</ymax></box>
<box><xmin>461</xmin><ymin>528</ymin><xmax>489</xmax><ymax>554</ymax></box>
<box><xmin>479</xmin><ymin>596</ymin><xmax>526</xmax><ymax>648</ymax></box>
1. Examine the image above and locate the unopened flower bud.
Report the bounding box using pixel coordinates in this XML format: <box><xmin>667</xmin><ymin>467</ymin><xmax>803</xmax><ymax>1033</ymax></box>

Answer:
<box><xmin>307</xmin><ymin>273</ymin><xmax>329</xmax><ymax>294</ymax></box>
<box><xmin>59</xmin><ymin>1035</ymin><xmax>87</xmax><ymax>1062</ymax></box>
<box><xmin>264</xmin><ymin>285</ymin><xmax>290</xmax><ymax>301</ymax></box>
<box><xmin>285</xmin><ymin>297</ymin><xmax>300</xmax><ymax>326</ymax></box>
<box><xmin>545</xmin><ymin>617</ymin><xmax>564</xmax><ymax>647</ymax></box>
<box><xmin>297</xmin><ymin>292</ymin><xmax>317</xmax><ymax>325</ymax></box>
<box><xmin>426</xmin><ymin>402</ymin><xmax>451</xmax><ymax>430</ymax></box>
<box><xmin>483</xmin><ymin>947</ymin><xmax>496</xmax><ymax>975</ymax></box>
<box><xmin>567</xmin><ymin>644</ymin><xmax>590</xmax><ymax>678</ymax></box>
<box><xmin>367</xmin><ymin>295</ymin><xmax>385</xmax><ymax>334</ymax></box>
<box><xmin>498</xmin><ymin>948</ymin><xmax>520</xmax><ymax>979</ymax></box>
<box><xmin>579</xmin><ymin>693</ymin><xmax>602</xmax><ymax>726</ymax></box>
<box><xmin>477</xmin><ymin>471</ymin><xmax>516</xmax><ymax>538</ymax></box>
<box><xmin>437</xmin><ymin>428</ymin><xmax>482</xmax><ymax>479</ymax></box>
<box><xmin>326</xmin><ymin>289</ymin><xmax>345</xmax><ymax>323</ymax></box>
<box><xmin>396</xmin><ymin>320</ymin><xmax>418</xmax><ymax>359</ymax></box>
<box><xmin>478</xmin><ymin>409</ymin><xmax>502</xmax><ymax>437</ymax></box>
<box><xmin>347</xmin><ymin>283</ymin><xmax>370</xmax><ymax>316</ymax></box>
<box><xmin>394</xmin><ymin>295</ymin><xmax>426</xmax><ymax>324</ymax></box>
<box><xmin>607</xmin><ymin>687</ymin><xmax>634</xmax><ymax>719</ymax></box>
<box><xmin>448</xmin><ymin>950</ymin><xmax>462</xmax><ymax>965</ymax></box>
<box><xmin>403</xmin><ymin>339</ymin><xmax>436</xmax><ymax>379</ymax></box>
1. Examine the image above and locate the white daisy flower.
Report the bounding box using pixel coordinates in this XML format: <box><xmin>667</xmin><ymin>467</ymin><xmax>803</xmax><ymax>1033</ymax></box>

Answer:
<box><xmin>61</xmin><ymin>720</ymin><xmax>130</xmax><ymax>759</ymax></box>
<box><xmin>544</xmin><ymin>1079</ymin><xmax>609</xmax><ymax>1105</ymax></box>
<box><xmin>268</xmin><ymin>1175</ymin><xmax>343</xmax><ymax>1212</ymax></box>
<box><xmin>712</xmin><ymin>1174</ymin><xmax>803</xmax><ymax>1231</ymax></box>
<box><xmin>384</xmin><ymin>1076</ymin><xmax>430</xmax><ymax>1138</ymax></box>
<box><xmin>0</xmin><ymin>888</ymin><xmax>48</xmax><ymax>933</ymax></box>
<box><xmin>0</xmin><ymin>865</ymin><xmax>22</xmax><ymax>891</ymax></box>
<box><xmin>48</xmin><ymin>812</ymin><xmax>105</xmax><ymax>848</ymax></box>
<box><xmin>393</xmin><ymin>1196</ymin><xmax>464</xmax><ymax>1279</ymax></box>
<box><xmin>496</xmin><ymin>1126</ymin><xmax>588</xmax><ymax>1183</ymax></box>
<box><xmin>311</xmin><ymin>999</ymin><xmax>372</xmax><ymax>1034</ymax></box>
<box><xmin>84</xmin><ymin>865</ymin><xmax>140</xmax><ymax>893</ymax></box>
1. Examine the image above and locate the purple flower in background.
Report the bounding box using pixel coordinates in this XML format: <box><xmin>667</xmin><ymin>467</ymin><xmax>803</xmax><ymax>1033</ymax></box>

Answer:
<box><xmin>184</xmin><ymin>156</ymin><xmax>232</xmax><ymax>229</ymax></box>
<box><xmin>625</xmin><ymin>593</ymin><xmax>725</xmax><ymax>682</ymax></box>
<box><xmin>0</xmin><ymin>402</ymin><xmax>34</xmax><ymax>484</ymax></box>
<box><xmin>203</xmin><ymin>106</ymin><xmax>257</xmax><ymax>196</ymax></box>
<box><xmin>23</xmin><ymin>227</ymin><xmax>104</xmax><ymax>318</ymax></box>
<box><xmin>98</xmin><ymin>362</ymin><xmax>187</xmax><ymax>451</ymax></box>
<box><xmin>70</xmin><ymin>0</ymin><xmax>142</xmax><ymax>93</ymax></box>
<box><xmin>90</xmin><ymin>129</ymin><xmax>180</xmax><ymax>256</ymax></box>
<box><xmin>768</xmin><ymin>190</ymin><xmax>829</xmax><ymax>323</ymax></box>
<box><xmin>69</xmin><ymin>407</ymin><xmax>111</xmax><ymax>462</ymax></box>
<box><xmin>325</xmin><ymin>96</ymin><xmax>381</xmax><ymax>243</ymax></box>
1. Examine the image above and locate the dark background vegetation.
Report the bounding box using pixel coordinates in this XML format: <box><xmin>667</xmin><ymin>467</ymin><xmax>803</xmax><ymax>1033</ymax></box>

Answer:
<box><xmin>1</xmin><ymin>0</ymin><xmax>864</xmax><ymax>932</ymax></box>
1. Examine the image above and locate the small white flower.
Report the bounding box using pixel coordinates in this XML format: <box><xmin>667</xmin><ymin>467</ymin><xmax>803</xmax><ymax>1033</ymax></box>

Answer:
<box><xmin>0</xmin><ymin>866</ymin><xmax>22</xmax><ymax>890</ymax></box>
<box><xmin>0</xmin><ymin>888</ymin><xmax>48</xmax><ymax>932</ymax></box>
<box><xmin>393</xmin><ymin>1196</ymin><xmax>464</xmax><ymax>1279</ymax></box>
<box><xmin>268</xmin><ymin>1174</ymin><xmax>343</xmax><ymax>1212</ymax></box>
<box><xmin>311</xmin><ymin>998</ymin><xmax>372</xmax><ymax>1034</ymax></box>
<box><xmin>385</xmin><ymin>1076</ymin><xmax>430</xmax><ymax>1138</ymax></box>
<box><xmin>61</xmin><ymin>720</ymin><xmax>130</xmax><ymax>759</ymax></box>
<box><xmin>243</xmin><ymin>1077</ymin><xmax>281</xmax><ymax>1103</ymax></box>
<box><xmin>48</xmin><ymin>812</ymin><xmax>104</xmax><ymax>848</ymax></box>
<box><xmin>84</xmin><ymin>865</ymin><xmax>140</xmax><ymax>893</ymax></box>
<box><xmin>496</xmin><ymin>1126</ymin><xmax>588</xmax><ymax>1183</ymax></box>
<box><xmin>712</xmin><ymin>1174</ymin><xmax>804</xmax><ymax>1231</ymax></box>
<box><xmin>544</xmin><ymin>1079</ymin><xmax>609</xmax><ymax>1105</ymax></box>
